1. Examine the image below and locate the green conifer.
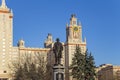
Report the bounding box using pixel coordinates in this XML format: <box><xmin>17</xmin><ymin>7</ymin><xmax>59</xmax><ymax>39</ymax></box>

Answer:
<box><xmin>70</xmin><ymin>46</ymin><xmax>85</xmax><ymax>80</ymax></box>
<box><xmin>70</xmin><ymin>47</ymin><xmax>96</xmax><ymax>80</ymax></box>
<box><xmin>84</xmin><ymin>51</ymin><xmax>96</xmax><ymax>80</ymax></box>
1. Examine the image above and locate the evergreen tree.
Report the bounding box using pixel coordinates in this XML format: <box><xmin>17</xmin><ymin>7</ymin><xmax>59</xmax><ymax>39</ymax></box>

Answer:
<box><xmin>70</xmin><ymin>46</ymin><xmax>96</xmax><ymax>80</ymax></box>
<box><xmin>70</xmin><ymin>46</ymin><xmax>85</xmax><ymax>80</ymax></box>
<box><xmin>84</xmin><ymin>50</ymin><xmax>90</xmax><ymax>80</ymax></box>
<box><xmin>84</xmin><ymin>51</ymin><xmax>96</xmax><ymax>80</ymax></box>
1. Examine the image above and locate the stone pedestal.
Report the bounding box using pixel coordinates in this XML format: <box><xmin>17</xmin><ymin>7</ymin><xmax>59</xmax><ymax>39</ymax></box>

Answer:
<box><xmin>53</xmin><ymin>65</ymin><xmax>64</xmax><ymax>80</ymax></box>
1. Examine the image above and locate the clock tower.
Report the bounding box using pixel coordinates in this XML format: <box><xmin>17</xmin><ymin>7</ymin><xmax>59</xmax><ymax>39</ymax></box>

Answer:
<box><xmin>66</xmin><ymin>14</ymin><xmax>82</xmax><ymax>43</ymax></box>
<box><xmin>65</xmin><ymin>14</ymin><xmax>86</xmax><ymax>80</ymax></box>
<box><xmin>0</xmin><ymin>0</ymin><xmax>13</xmax><ymax>78</ymax></box>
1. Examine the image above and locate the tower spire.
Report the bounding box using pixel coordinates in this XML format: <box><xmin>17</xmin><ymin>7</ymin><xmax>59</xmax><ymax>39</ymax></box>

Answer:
<box><xmin>0</xmin><ymin>0</ymin><xmax>7</xmax><ymax>8</ymax></box>
<box><xmin>70</xmin><ymin>14</ymin><xmax>77</xmax><ymax>26</ymax></box>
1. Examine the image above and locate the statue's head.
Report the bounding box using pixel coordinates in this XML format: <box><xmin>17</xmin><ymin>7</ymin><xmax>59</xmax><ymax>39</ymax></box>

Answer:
<box><xmin>56</xmin><ymin>38</ymin><xmax>60</xmax><ymax>42</ymax></box>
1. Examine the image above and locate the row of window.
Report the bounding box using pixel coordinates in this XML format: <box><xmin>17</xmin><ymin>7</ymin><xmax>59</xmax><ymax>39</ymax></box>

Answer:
<box><xmin>2</xmin><ymin>46</ymin><xmax>12</xmax><ymax>51</ymax></box>
<box><xmin>2</xmin><ymin>42</ymin><xmax>12</xmax><ymax>44</ymax></box>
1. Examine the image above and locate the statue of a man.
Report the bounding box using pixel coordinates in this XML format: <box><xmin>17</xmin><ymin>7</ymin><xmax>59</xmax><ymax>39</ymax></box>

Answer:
<box><xmin>53</xmin><ymin>38</ymin><xmax>63</xmax><ymax>65</ymax></box>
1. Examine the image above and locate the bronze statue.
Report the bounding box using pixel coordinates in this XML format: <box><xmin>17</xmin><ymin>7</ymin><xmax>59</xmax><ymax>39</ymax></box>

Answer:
<box><xmin>53</xmin><ymin>38</ymin><xmax>63</xmax><ymax>65</ymax></box>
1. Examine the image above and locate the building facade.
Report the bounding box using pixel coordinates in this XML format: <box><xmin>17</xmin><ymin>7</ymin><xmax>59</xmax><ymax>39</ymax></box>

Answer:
<box><xmin>0</xmin><ymin>0</ymin><xmax>86</xmax><ymax>80</ymax></box>
<box><xmin>97</xmin><ymin>64</ymin><xmax>120</xmax><ymax>80</ymax></box>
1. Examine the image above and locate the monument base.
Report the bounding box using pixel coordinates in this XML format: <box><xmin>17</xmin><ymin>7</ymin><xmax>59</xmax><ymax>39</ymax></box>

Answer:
<box><xmin>53</xmin><ymin>64</ymin><xmax>64</xmax><ymax>80</ymax></box>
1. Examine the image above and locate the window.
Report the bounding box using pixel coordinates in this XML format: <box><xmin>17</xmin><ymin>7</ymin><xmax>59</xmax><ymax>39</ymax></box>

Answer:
<box><xmin>2</xmin><ymin>56</ymin><xmax>5</xmax><ymax>58</ymax></box>
<box><xmin>3</xmin><ymin>42</ymin><xmax>5</xmax><ymax>44</ymax></box>
<box><xmin>3</xmin><ymin>39</ymin><xmax>5</xmax><ymax>41</ymax></box>
<box><xmin>2</xmin><ymin>60</ymin><xmax>5</xmax><ymax>62</ymax></box>
<box><xmin>2</xmin><ymin>63</ymin><xmax>5</xmax><ymax>65</ymax></box>
<box><xmin>73</xmin><ymin>21</ymin><xmax>76</xmax><ymax>25</ymax></box>
<box><xmin>3</xmin><ymin>46</ymin><xmax>5</xmax><ymax>48</ymax></box>
<box><xmin>3</xmin><ymin>71</ymin><xmax>7</xmax><ymax>73</ymax></box>
<box><xmin>3</xmin><ymin>49</ymin><xmax>5</xmax><ymax>51</ymax></box>
<box><xmin>3</xmin><ymin>53</ymin><xmax>5</xmax><ymax>55</ymax></box>
<box><xmin>9</xmin><ymin>42</ymin><xmax>12</xmax><ymax>44</ymax></box>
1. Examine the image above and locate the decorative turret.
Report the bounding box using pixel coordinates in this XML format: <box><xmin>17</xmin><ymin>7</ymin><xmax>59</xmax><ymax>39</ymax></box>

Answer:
<box><xmin>0</xmin><ymin>0</ymin><xmax>7</xmax><ymax>8</ymax></box>
<box><xmin>44</xmin><ymin>33</ymin><xmax>53</xmax><ymax>48</ymax></box>
<box><xmin>70</xmin><ymin>14</ymin><xmax>77</xmax><ymax>26</ymax></box>
<box><xmin>17</xmin><ymin>39</ymin><xmax>25</xmax><ymax>48</ymax></box>
<box><xmin>10</xmin><ymin>9</ymin><xmax>13</xmax><ymax>15</ymax></box>
<box><xmin>0</xmin><ymin>0</ymin><xmax>7</xmax><ymax>9</ymax></box>
<box><xmin>83</xmin><ymin>37</ymin><xmax>87</xmax><ymax>44</ymax></box>
<box><xmin>0</xmin><ymin>0</ymin><xmax>10</xmax><ymax>12</ymax></box>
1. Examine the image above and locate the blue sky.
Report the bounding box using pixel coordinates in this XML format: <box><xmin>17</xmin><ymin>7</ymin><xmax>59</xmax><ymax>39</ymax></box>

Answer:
<box><xmin>2</xmin><ymin>0</ymin><xmax>120</xmax><ymax>66</ymax></box>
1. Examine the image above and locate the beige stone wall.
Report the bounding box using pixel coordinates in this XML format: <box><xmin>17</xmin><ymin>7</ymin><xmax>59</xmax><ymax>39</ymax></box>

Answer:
<box><xmin>113</xmin><ymin>66</ymin><xmax>120</xmax><ymax>80</ymax></box>
<box><xmin>97</xmin><ymin>64</ymin><xmax>120</xmax><ymax>80</ymax></box>
<box><xmin>18</xmin><ymin>47</ymin><xmax>50</xmax><ymax>62</ymax></box>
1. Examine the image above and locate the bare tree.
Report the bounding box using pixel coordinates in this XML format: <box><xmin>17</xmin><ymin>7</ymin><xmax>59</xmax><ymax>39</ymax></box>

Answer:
<box><xmin>9</xmin><ymin>53</ymin><xmax>51</xmax><ymax>80</ymax></box>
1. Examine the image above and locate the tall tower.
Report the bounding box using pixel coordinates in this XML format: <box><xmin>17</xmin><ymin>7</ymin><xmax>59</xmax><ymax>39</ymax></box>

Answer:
<box><xmin>0</xmin><ymin>0</ymin><xmax>13</xmax><ymax>78</ymax></box>
<box><xmin>65</xmin><ymin>14</ymin><xmax>86</xmax><ymax>80</ymax></box>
